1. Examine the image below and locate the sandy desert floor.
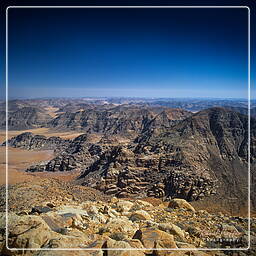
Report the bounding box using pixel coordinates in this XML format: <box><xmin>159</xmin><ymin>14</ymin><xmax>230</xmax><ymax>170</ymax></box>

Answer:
<box><xmin>0</xmin><ymin>128</ymin><xmax>85</xmax><ymax>185</ymax></box>
<box><xmin>0</xmin><ymin>147</ymin><xmax>54</xmax><ymax>185</ymax></box>
<box><xmin>0</xmin><ymin>146</ymin><xmax>82</xmax><ymax>185</ymax></box>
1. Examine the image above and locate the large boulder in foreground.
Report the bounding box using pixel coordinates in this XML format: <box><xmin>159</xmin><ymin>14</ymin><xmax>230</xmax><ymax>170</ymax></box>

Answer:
<box><xmin>133</xmin><ymin>227</ymin><xmax>177</xmax><ymax>251</ymax></box>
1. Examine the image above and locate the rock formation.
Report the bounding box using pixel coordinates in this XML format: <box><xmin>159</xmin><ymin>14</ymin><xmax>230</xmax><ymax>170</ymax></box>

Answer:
<box><xmin>0</xmin><ymin>178</ymin><xmax>254</xmax><ymax>255</ymax></box>
<box><xmin>76</xmin><ymin>107</ymin><xmax>254</xmax><ymax>214</ymax></box>
<box><xmin>48</xmin><ymin>105</ymin><xmax>191</xmax><ymax>136</ymax></box>
<box><xmin>3</xmin><ymin>132</ymin><xmax>71</xmax><ymax>152</ymax></box>
<box><xmin>0</xmin><ymin>107</ymin><xmax>52</xmax><ymax>130</ymax></box>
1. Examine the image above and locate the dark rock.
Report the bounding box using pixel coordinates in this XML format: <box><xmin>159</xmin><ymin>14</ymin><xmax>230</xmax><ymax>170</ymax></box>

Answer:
<box><xmin>31</xmin><ymin>206</ymin><xmax>52</xmax><ymax>214</ymax></box>
<box><xmin>3</xmin><ymin>132</ymin><xmax>71</xmax><ymax>152</ymax></box>
<box><xmin>46</xmin><ymin>203</ymin><xmax>55</xmax><ymax>208</ymax></box>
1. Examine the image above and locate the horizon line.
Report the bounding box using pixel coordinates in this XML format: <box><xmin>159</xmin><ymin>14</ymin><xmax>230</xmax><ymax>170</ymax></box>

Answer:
<box><xmin>1</xmin><ymin>96</ymin><xmax>254</xmax><ymax>101</ymax></box>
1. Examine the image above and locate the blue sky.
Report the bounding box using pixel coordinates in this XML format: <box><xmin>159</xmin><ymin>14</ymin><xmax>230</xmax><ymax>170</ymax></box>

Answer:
<box><xmin>1</xmin><ymin>6</ymin><xmax>253</xmax><ymax>99</ymax></box>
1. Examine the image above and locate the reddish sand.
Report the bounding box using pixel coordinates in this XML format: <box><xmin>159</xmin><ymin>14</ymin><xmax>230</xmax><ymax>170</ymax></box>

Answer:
<box><xmin>0</xmin><ymin>147</ymin><xmax>54</xmax><ymax>185</ymax></box>
<box><xmin>0</xmin><ymin>146</ymin><xmax>83</xmax><ymax>185</ymax></box>
<box><xmin>0</xmin><ymin>128</ymin><xmax>87</xmax><ymax>186</ymax></box>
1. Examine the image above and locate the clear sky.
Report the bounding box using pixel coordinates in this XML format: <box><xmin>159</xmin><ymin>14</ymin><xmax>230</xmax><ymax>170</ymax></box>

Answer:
<box><xmin>2</xmin><ymin>6</ymin><xmax>252</xmax><ymax>99</ymax></box>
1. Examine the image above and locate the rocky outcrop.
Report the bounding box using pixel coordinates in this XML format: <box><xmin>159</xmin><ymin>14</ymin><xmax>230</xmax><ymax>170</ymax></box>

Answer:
<box><xmin>78</xmin><ymin>143</ymin><xmax>218</xmax><ymax>201</ymax></box>
<box><xmin>0</xmin><ymin>194</ymin><xmax>253</xmax><ymax>255</ymax></box>
<box><xmin>25</xmin><ymin>134</ymin><xmax>112</xmax><ymax>172</ymax></box>
<box><xmin>3</xmin><ymin>132</ymin><xmax>71</xmax><ymax>152</ymax></box>
<box><xmin>0</xmin><ymin>107</ymin><xmax>52</xmax><ymax>130</ymax></box>
<box><xmin>26</xmin><ymin>153</ymin><xmax>78</xmax><ymax>172</ymax></box>
<box><xmin>164</xmin><ymin>170</ymin><xmax>217</xmax><ymax>201</ymax></box>
<box><xmin>77</xmin><ymin>108</ymin><xmax>254</xmax><ymax>211</ymax></box>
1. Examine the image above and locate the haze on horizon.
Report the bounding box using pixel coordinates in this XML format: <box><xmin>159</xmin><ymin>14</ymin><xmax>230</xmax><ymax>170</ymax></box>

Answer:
<box><xmin>5</xmin><ymin>7</ymin><xmax>249</xmax><ymax>99</ymax></box>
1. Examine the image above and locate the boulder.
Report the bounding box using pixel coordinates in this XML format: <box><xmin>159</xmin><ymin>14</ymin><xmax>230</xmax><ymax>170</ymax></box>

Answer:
<box><xmin>6</xmin><ymin>214</ymin><xmax>92</xmax><ymax>251</ymax></box>
<box><xmin>41</xmin><ymin>215</ymin><xmax>72</xmax><ymax>233</ymax></box>
<box><xmin>158</xmin><ymin>223</ymin><xmax>186</xmax><ymax>241</ymax></box>
<box><xmin>106</xmin><ymin>239</ymin><xmax>145</xmax><ymax>256</ymax></box>
<box><xmin>130</xmin><ymin>210</ymin><xmax>151</xmax><ymax>221</ymax></box>
<box><xmin>133</xmin><ymin>228</ymin><xmax>177</xmax><ymax>251</ymax></box>
<box><xmin>116</xmin><ymin>200</ymin><xmax>134</xmax><ymax>212</ymax></box>
<box><xmin>106</xmin><ymin>238</ymin><xmax>131</xmax><ymax>248</ymax></box>
<box><xmin>168</xmin><ymin>199</ymin><xmax>195</xmax><ymax>212</ymax></box>
<box><xmin>130</xmin><ymin>200</ymin><xmax>154</xmax><ymax>211</ymax></box>
<box><xmin>7</xmin><ymin>215</ymin><xmax>52</xmax><ymax>249</ymax></box>
<box><xmin>57</xmin><ymin>207</ymin><xmax>89</xmax><ymax>217</ymax></box>
<box><xmin>126</xmin><ymin>239</ymin><xmax>144</xmax><ymax>249</ymax></box>
<box><xmin>105</xmin><ymin>217</ymin><xmax>138</xmax><ymax>236</ymax></box>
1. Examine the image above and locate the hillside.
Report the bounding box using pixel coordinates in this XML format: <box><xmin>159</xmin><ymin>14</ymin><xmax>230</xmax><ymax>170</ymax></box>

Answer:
<box><xmin>0</xmin><ymin>107</ymin><xmax>52</xmax><ymax>130</ymax></box>
<box><xmin>48</xmin><ymin>105</ymin><xmax>191</xmax><ymax>136</ymax></box>
<box><xmin>77</xmin><ymin>107</ymin><xmax>254</xmax><ymax>214</ymax></box>
<box><xmin>0</xmin><ymin>178</ymin><xmax>253</xmax><ymax>254</ymax></box>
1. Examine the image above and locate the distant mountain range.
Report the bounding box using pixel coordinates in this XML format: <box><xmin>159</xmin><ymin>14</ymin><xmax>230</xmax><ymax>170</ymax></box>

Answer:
<box><xmin>0</xmin><ymin>98</ymin><xmax>255</xmax><ymax>130</ymax></box>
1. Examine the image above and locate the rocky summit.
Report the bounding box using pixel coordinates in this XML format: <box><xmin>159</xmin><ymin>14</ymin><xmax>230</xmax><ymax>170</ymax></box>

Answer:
<box><xmin>0</xmin><ymin>178</ymin><xmax>254</xmax><ymax>255</ymax></box>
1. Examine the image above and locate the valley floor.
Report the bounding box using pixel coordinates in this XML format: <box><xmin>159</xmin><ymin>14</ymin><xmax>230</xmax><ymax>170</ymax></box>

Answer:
<box><xmin>0</xmin><ymin>128</ymin><xmax>86</xmax><ymax>185</ymax></box>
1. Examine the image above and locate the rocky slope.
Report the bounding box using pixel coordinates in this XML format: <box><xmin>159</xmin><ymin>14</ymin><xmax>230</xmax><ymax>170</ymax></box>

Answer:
<box><xmin>76</xmin><ymin>108</ymin><xmax>254</xmax><ymax>213</ymax></box>
<box><xmin>4</xmin><ymin>107</ymin><xmax>254</xmax><ymax>214</ymax></box>
<box><xmin>48</xmin><ymin>105</ymin><xmax>191</xmax><ymax>136</ymax></box>
<box><xmin>3</xmin><ymin>132</ymin><xmax>71</xmax><ymax>152</ymax></box>
<box><xmin>5</xmin><ymin>106</ymin><xmax>191</xmax><ymax>173</ymax></box>
<box><xmin>0</xmin><ymin>178</ymin><xmax>254</xmax><ymax>255</ymax></box>
<box><xmin>0</xmin><ymin>107</ymin><xmax>52</xmax><ymax>130</ymax></box>
<box><xmin>223</xmin><ymin>106</ymin><xmax>256</xmax><ymax>118</ymax></box>
<box><xmin>25</xmin><ymin>134</ymin><xmax>112</xmax><ymax>172</ymax></box>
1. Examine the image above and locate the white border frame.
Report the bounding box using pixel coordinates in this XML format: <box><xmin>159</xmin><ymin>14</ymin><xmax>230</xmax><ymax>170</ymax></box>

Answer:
<box><xmin>5</xmin><ymin>5</ymin><xmax>251</xmax><ymax>251</ymax></box>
